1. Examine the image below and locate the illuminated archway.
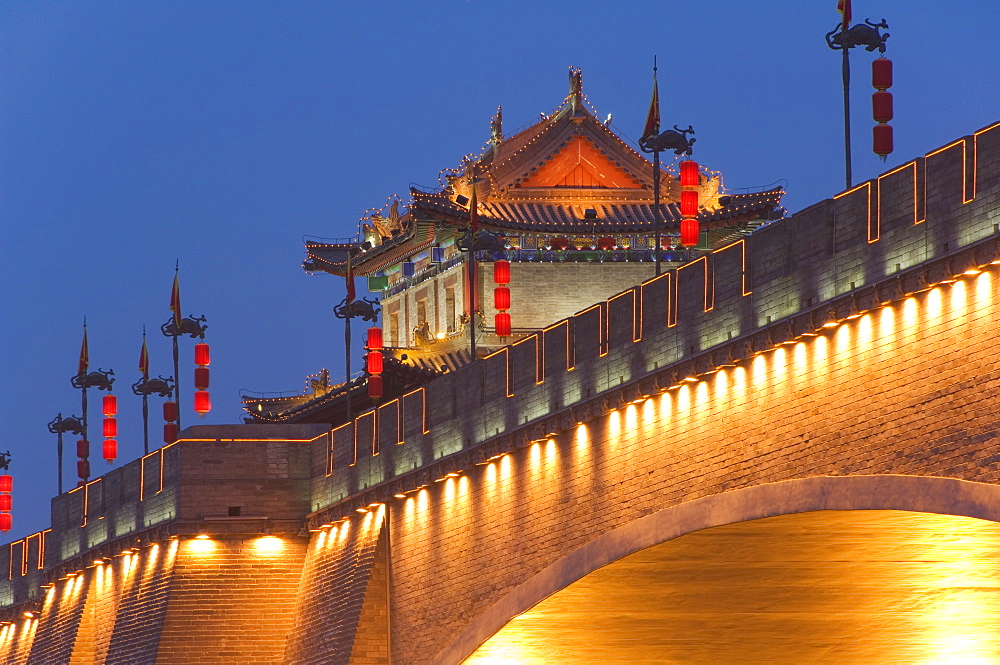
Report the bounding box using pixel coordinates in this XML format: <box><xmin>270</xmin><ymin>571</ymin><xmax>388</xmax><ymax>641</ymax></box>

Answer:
<box><xmin>432</xmin><ymin>475</ymin><xmax>1000</xmax><ymax>664</ymax></box>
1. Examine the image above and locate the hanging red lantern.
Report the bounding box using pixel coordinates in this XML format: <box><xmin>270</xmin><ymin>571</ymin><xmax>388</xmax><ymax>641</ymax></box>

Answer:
<box><xmin>0</xmin><ymin>475</ymin><xmax>11</xmax><ymax>493</ymax></box>
<box><xmin>495</xmin><ymin>312</ymin><xmax>512</xmax><ymax>337</ymax></box>
<box><xmin>874</xmin><ymin>124</ymin><xmax>894</xmax><ymax>158</ymax></box>
<box><xmin>194</xmin><ymin>342</ymin><xmax>211</xmax><ymax>366</ymax></box>
<box><xmin>872</xmin><ymin>91</ymin><xmax>893</xmax><ymax>124</ymax></box>
<box><xmin>493</xmin><ymin>259</ymin><xmax>511</xmax><ymax>284</ymax></box>
<box><xmin>194</xmin><ymin>366</ymin><xmax>210</xmax><ymax>390</ymax></box>
<box><xmin>0</xmin><ymin>513</ymin><xmax>11</xmax><ymax>533</ymax></box>
<box><xmin>194</xmin><ymin>390</ymin><xmax>211</xmax><ymax>415</ymax></box>
<box><xmin>76</xmin><ymin>439</ymin><xmax>89</xmax><ymax>459</ymax></box>
<box><xmin>679</xmin><ymin>160</ymin><xmax>699</xmax><ymax>188</ymax></box>
<box><xmin>102</xmin><ymin>439</ymin><xmax>117</xmax><ymax>463</ymax></box>
<box><xmin>494</xmin><ymin>286</ymin><xmax>511</xmax><ymax>311</ymax></box>
<box><xmin>366</xmin><ymin>351</ymin><xmax>383</xmax><ymax>375</ymax></box>
<box><xmin>164</xmin><ymin>422</ymin><xmax>178</xmax><ymax>444</ymax></box>
<box><xmin>103</xmin><ymin>417</ymin><xmax>117</xmax><ymax>438</ymax></box>
<box><xmin>680</xmin><ymin>219</ymin><xmax>700</xmax><ymax>247</ymax></box>
<box><xmin>367</xmin><ymin>327</ymin><xmax>383</xmax><ymax>350</ymax></box>
<box><xmin>163</xmin><ymin>401</ymin><xmax>178</xmax><ymax>423</ymax></box>
<box><xmin>872</xmin><ymin>57</ymin><xmax>893</xmax><ymax>90</ymax></box>
<box><xmin>680</xmin><ymin>189</ymin><xmax>699</xmax><ymax>217</ymax></box>
<box><xmin>0</xmin><ymin>495</ymin><xmax>11</xmax><ymax>512</ymax></box>
<box><xmin>368</xmin><ymin>374</ymin><xmax>383</xmax><ymax>400</ymax></box>
<box><xmin>597</xmin><ymin>237</ymin><xmax>616</xmax><ymax>250</ymax></box>
<box><xmin>102</xmin><ymin>394</ymin><xmax>117</xmax><ymax>416</ymax></box>
<box><xmin>77</xmin><ymin>460</ymin><xmax>90</xmax><ymax>480</ymax></box>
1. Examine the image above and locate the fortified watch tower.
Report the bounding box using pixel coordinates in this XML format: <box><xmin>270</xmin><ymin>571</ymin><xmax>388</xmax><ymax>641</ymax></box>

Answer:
<box><xmin>248</xmin><ymin>69</ymin><xmax>784</xmax><ymax>425</ymax></box>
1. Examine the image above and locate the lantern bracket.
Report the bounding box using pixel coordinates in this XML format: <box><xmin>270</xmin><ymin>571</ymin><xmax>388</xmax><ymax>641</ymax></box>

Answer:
<box><xmin>48</xmin><ymin>414</ymin><xmax>84</xmax><ymax>436</ymax></box>
<box><xmin>334</xmin><ymin>297</ymin><xmax>381</xmax><ymax>321</ymax></box>
<box><xmin>825</xmin><ymin>18</ymin><xmax>889</xmax><ymax>54</ymax></box>
<box><xmin>161</xmin><ymin>314</ymin><xmax>208</xmax><ymax>339</ymax></box>
<box><xmin>132</xmin><ymin>375</ymin><xmax>174</xmax><ymax>398</ymax></box>
<box><xmin>638</xmin><ymin>125</ymin><xmax>696</xmax><ymax>156</ymax></box>
<box><xmin>456</xmin><ymin>229</ymin><xmax>506</xmax><ymax>253</ymax></box>
<box><xmin>0</xmin><ymin>452</ymin><xmax>10</xmax><ymax>471</ymax></box>
<box><xmin>71</xmin><ymin>368</ymin><xmax>115</xmax><ymax>391</ymax></box>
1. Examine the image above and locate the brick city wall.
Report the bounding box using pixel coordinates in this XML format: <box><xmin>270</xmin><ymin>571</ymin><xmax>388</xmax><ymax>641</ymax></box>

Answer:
<box><xmin>300</xmin><ymin>122</ymin><xmax>1000</xmax><ymax>664</ymax></box>
<box><xmin>1</xmin><ymin>122</ymin><xmax>998</xmax><ymax>663</ymax></box>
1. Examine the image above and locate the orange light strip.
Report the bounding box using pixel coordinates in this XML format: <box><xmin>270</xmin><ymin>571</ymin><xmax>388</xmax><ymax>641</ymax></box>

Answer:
<box><xmin>20</xmin><ymin>540</ymin><xmax>27</xmax><ymax>577</ymax></box>
<box><xmin>678</xmin><ymin>256</ymin><xmax>713</xmax><ymax>312</ymax></box>
<box><xmin>484</xmin><ymin>347</ymin><xmax>515</xmax><ymax>397</ymax></box>
<box><xmin>543</xmin><ymin>319</ymin><xmax>574</xmax><ymax>371</ymax></box>
<box><xmin>609</xmin><ymin>290</ymin><xmax>641</xmax><ymax>342</ymax></box>
<box><xmin>379</xmin><ymin>399</ymin><xmax>401</xmax><ymax>446</ymax></box>
<box><xmin>82</xmin><ymin>482</ymin><xmax>89</xmax><ymax>527</ymax></box>
<box><xmin>714</xmin><ymin>239</ymin><xmax>752</xmax><ymax>296</ymax></box>
<box><xmin>834</xmin><ymin>180</ymin><xmax>874</xmax><ymax>242</ymax></box>
<box><xmin>330</xmin><ymin>421</ymin><xmax>353</xmax><ymax>473</ymax></box>
<box><xmin>402</xmin><ymin>387</ymin><xmax>430</xmax><ymax>435</ymax></box>
<box><xmin>877</xmin><ymin>160</ymin><xmax>919</xmax><ymax>235</ymax></box>
<box><xmin>38</xmin><ymin>531</ymin><xmax>48</xmax><ymax>570</ymax></box>
<box><xmin>925</xmin><ymin>138</ymin><xmax>974</xmax><ymax>205</ymax></box>
<box><xmin>372</xmin><ymin>407</ymin><xmax>380</xmax><ymax>457</ymax></box>
<box><xmin>666</xmin><ymin>271</ymin><xmax>677</xmax><ymax>327</ymax></box>
<box><xmin>634</xmin><ymin>286</ymin><xmax>643</xmax><ymax>342</ymax></box>
<box><xmin>512</xmin><ymin>333</ymin><xmax>543</xmax><ymax>385</ymax></box>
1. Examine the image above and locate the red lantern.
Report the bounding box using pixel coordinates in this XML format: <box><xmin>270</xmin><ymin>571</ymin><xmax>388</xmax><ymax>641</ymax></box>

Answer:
<box><xmin>366</xmin><ymin>351</ymin><xmax>383</xmax><ymax>375</ymax></box>
<box><xmin>76</xmin><ymin>439</ymin><xmax>90</xmax><ymax>459</ymax></box>
<box><xmin>872</xmin><ymin>91</ymin><xmax>893</xmax><ymax>124</ymax></box>
<box><xmin>102</xmin><ymin>394</ymin><xmax>117</xmax><ymax>416</ymax></box>
<box><xmin>367</xmin><ymin>327</ymin><xmax>383</xmax><ymax>350</ymax></box>
<box><xmin>679</xmin><ymin>160</ymin><xmax>699</xmax><ymax>188</ymax></box>
<box><xmin>103</xmin><ymin>439</ymin><xmax>117</xmax><ymax>463</ymax></box>
<box><xmin>494</xmin><ymin>286</ymin><xmax>511</xmax><ymax>311</ymax></box>
<box><xmin>874</xmin><ymin>124</ymin><xmax>894</xmax><ymax>158</ymax></box>
<box><xmin>194</xmin><ymin>342</ymin><xmax>210</xmax><ymax>367</ymax></box>
<box><xmin>872</xmin><ymin>57</ymin><xmax>893</xmax><ymax>90</ymax></box>
<box><xmin>493</xmin><ymin>260</ymin><xmax>511</xmax><ymax>284</ymax></box>
<box><xmin>0</xmin><ymin>513</ymin><xmax>11</xmax><ymax>533</ymax></box>
<box><xmin>680</xmin><ymin>219</ymin><xmax>700</xmax><ymax>247</ymax></box>
<box><xmin>680</xmin><ymin>189</ymin><xmax>699</xmax><ymax>217</ymax></box>
<box><xmin>597</xmin><ymin>237</ymin><xmax>616</xmax><ymax>250</ymax></box>
<box><xmin>0</xmin><ymin>495</ymin><xmax>11</xmax><ymax>512</ymax></box>
<box><xmin>194</xmin><ymin>390</ymin><xmax>211</xmax><ymax>415</ymax></box>
<box><xmin>77</xmin><ymin>460</ymin><xmax>90</xmax><ymax>480</ymax></box>
<box><xmin>194</xmin><ymin>366</ymin><xmax>210</xmax><ymax>390</ymax></box>
<box><xmin>495</xmin><ymin>312</ymin><xmax>511</xmax><ymax>337</ymax></box>
<box><xmin>0</xmin><ymin>475</ymin><xmax>11</xmax><ymax>493</ymax></box>
<box><xmin>163</xmin><ymin>401</ymin><xmax>178</xmax><ymax>423</ymax></box>
<box><xmin>164</xmin><ymin>423</ymin><xmax>178</xmax><ymax>444</ymax></box>
<box><xmin>103</xmin><ymin>417</ymin><xmax>117</xmax><ymax>438</ymax></box>
<box><xmin>368</xmin><ymin>374</ymin><xmax>383</xmax><ymax>400</ymax></box>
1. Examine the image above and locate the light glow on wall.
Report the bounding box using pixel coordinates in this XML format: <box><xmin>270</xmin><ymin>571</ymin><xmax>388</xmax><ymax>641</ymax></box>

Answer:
<box><xmin>252</xmin><ymin>536</ymin><xmax>284</xmax><ymax>554</ymax></box>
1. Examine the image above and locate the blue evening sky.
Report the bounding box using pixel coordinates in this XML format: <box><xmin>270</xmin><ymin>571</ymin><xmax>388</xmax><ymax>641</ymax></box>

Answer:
<box><xmin>2</xmin><ymin>1</ymin><xmax>998</xmax><ymax>538</ymax></box>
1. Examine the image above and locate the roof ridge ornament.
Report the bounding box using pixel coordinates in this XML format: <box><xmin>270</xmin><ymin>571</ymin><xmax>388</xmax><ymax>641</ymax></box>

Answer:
<box><xmin>568</xmin><ymin>66</ymin><xmax>583</xmax><ymax>115</ymax></box>
<box><xmin>490</xmin><ymin>105</ymin><xmax>503</xmax><ymax>146</ymax></box>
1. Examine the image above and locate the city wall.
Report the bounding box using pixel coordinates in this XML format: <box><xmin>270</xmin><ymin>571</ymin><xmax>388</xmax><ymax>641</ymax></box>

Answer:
<box><xmin>0</xmin><ymin>122</ymin><xmax>997</xmax><ymax>663</ymax></box>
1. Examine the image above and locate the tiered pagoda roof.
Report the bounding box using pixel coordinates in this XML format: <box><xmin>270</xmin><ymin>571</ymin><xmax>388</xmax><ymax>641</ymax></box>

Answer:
<box><xmin>303</xmin><ymin>68</ymin><xmax>785</xmax><ymax>279</ymax></box>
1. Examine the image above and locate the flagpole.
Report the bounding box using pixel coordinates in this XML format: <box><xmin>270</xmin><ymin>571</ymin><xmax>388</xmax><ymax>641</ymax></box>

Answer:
<box><xmin>79</xmin><ymin>321</ymin><xmax>90</xmax><ymax>482</ymax></box>
<box><xmin>141</xmin><ymin>330</ymin><xmax>149</xmax><ymax>455</ymax></box>
<box><xmin>653</xmin><ymin>149</ymin><xmax>662</xmax><ymax>276</ymax></box>
<box><xmin>345</xmin><ymin>253</ymin><xmax>353</xmax><ymax>421</ymax></box>
<box><xmin>842</xmin><ymin>46</ymin><xmax>852</xmax><ymax>190</ymax></box>
<box><xmin>467</xmin><ymin>167</ymin><xmax>479</xmax><ymax>361</ymax></box>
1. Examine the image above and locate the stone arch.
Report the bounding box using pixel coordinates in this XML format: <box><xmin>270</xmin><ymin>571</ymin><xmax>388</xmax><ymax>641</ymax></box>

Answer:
<box><xmin>431</xmin><ymin>474</ymin><xmax>1000</xmax><ymax>665</ymax></box>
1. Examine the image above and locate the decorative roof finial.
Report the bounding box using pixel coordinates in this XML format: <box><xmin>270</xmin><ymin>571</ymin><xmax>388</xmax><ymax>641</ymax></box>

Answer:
<box><xmin>490</xmin><ymin>105</ymin><xmax>503</xmax><ymax>146</ymax></box>
<box><xmin>568</xmin><ymin>66</ymin><xmax>583</xmax><ymax>113</ymax></box>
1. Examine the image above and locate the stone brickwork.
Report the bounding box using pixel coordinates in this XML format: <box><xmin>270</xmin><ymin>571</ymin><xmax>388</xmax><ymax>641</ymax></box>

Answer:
<box><xmin>0</xmin><ymin>123</ymin><xmax>998</xmax><ymax>664</ymax></box>
<box><xmin>283</xmin><ymin>508</ymin><xmax>385</xmax><ymax>665</ymax></box>
<box><xmin>156</xmin><ymin>537</ymin><xmax>307</xmax><ymax>664</ymax></box>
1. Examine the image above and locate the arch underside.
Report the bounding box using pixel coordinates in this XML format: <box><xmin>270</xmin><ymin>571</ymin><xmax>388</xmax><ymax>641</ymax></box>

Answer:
<box><xmin>439</xmin><ymin>475</ymin><xmax>1000</xmax><ymax>664</ymax></box>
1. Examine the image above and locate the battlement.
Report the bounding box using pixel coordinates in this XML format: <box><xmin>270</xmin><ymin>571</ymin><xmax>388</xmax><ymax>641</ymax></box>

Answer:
<box><xmin>308</xmin><ymin>121</ymin><xmax>1000</xmax><ymax>523</ymax></box>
